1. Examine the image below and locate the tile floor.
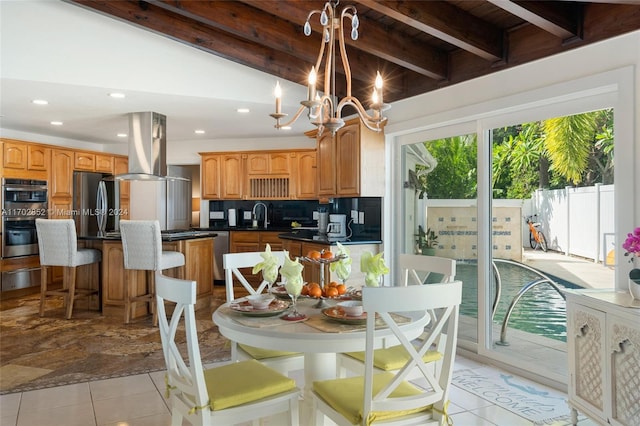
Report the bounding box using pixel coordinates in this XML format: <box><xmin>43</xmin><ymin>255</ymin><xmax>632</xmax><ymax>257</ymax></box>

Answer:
<box><xmin>0</xmin><ymin>355</ymin><xmax>600</xmax><ymax>426</ymax></box>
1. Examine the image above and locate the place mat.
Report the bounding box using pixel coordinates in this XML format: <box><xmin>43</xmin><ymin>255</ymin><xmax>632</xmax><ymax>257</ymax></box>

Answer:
<box><xmin>305</xmin><ymin>312</ymin><xmax>411</xmax><ymax>333</ymax></box>
<box><xmin>220</xmin><ymin>306</ymin><xmax>307</xmax><ymax>328</ymax></box>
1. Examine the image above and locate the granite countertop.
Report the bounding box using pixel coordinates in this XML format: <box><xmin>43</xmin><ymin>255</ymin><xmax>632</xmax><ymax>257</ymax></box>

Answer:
<box><xmin>278</xmin><ymin>229</ymin><xmax>382</xmax><ymax>245</ymax></box>
<box><xmin>78</xmin><ymin>229</ymin><xmax>218</xmax><ymax>242</ymax></box>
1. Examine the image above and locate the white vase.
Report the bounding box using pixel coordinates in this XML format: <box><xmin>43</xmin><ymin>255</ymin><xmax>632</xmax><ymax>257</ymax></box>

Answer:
<box><xmin>629</xmin><ymin>278</ymin><xmax>640</xmax><ymax>300</ymax></box>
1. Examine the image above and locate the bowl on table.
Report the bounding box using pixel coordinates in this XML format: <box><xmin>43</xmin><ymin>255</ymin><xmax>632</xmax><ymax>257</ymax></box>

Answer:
<box><xmin>246</xmin><ymin>294</ymin><xmax>275</xmax><ymax>310</ymax></box>
<box><xmin>337</xmin><ymin>301</ymin><xmax>363</xmax><ymax>317</ymax></box>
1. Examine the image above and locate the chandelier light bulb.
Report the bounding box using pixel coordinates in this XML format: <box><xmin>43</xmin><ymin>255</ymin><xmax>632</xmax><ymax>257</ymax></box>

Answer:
<box><xmin>274</xmin><ymin>81</ymin><xmax>282</xmax><ymax>114</ymax></box>
<box><xmin>308</xmin><ymin>67</ymin><xmax>317</xmax><ymax>101</ymax></box>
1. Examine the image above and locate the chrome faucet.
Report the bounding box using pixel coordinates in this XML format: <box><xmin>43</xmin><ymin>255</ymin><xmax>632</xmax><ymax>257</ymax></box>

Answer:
<box><xmin>252</xmin><ymin>202</ymin><xmax>268</xmax><ymax>228</ymax></box>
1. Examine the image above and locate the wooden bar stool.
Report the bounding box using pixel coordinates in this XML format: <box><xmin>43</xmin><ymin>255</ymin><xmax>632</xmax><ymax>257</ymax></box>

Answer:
<box><xmin>119</xmin><ymin>220</ymin><xmax>185</xmax><ymax>324</ymax></box>
<box><xmin>35</xmin><ymin>219</ymin><xmax>102</xmax><ymax>319</ymax></box>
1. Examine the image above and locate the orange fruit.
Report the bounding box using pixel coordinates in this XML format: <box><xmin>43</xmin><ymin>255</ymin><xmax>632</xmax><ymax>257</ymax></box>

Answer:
<box><xmin>308</xmin><ymin>286</ymin><xmax>322</xmax><ymax>298</ymax></box>
<box><xmin>307</xmin><ymin>250</ymin><xmax>321</xmax><ymax>260</ymax></box>
<box><xmin>301</xmin><ymin>285</ymin><xmax>309</xmax><ymax>296</ymax></box>
<box><xmin>321</xmin><ymin>250</ymin><xmax>333</xmax><ymax>259</ymax></box>
<box><xmin>325</xmin><ymin>287</ymin><xmax>339</xmax><ymax>298</ymax></box>
<box><xmin>308</xmin><ymin>282</ymin><xmax>320</xmax><ymax>289</ymax></box>
<box><xmin>328</xmin><ymin>281</ymin><xmax>338</xmax><ymax>288</ymax></box>
<box><xmin>336</xmin><ymin>284</ymin><xmax>347</xmax><ymax>295</ymax></box>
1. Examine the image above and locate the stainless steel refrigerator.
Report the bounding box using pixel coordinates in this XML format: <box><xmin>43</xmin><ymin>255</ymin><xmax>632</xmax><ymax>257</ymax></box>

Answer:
<box><xmin>73</xmin><ymin>171</ymin><xmax>121</xmax><ymax>236</ymax></box>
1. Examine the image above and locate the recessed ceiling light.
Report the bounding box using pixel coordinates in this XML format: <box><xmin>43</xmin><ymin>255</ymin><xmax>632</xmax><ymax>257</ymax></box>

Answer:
<box><xmin>237</xmin><ymin>108</ymin><xmax>250</xmax><ymax>113</ymax></box>
<box><xmin>32</xmin><ymin>99</ymin><xmax>48</xmax><ymax>105</ymax></box>
<box><xmin>117</xmin><ymin>133</ymin><xmax>128</xmax><ymax>138</ymax></box>
<box><xmin>109</xmin><ymin>92</ymin><xmax>126</xmax><ymax>98</ymax></box>
<box><xmin>281</xmin><ymin>126</ymin><xmax>292</xmax><ymax>130</ymax></box>
<box><xmin>194</xmin><ymin>130</ymin><xmax>206</xmax><ymax>134</ymax></box>
<box><xmin>50</xmin><ymin>121</ymin><xmax>63</xmax><ymax>126</ymax></box>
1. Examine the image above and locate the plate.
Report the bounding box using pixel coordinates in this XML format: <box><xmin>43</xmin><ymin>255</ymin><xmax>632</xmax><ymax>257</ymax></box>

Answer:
<box><xmin>270</xmin><ymin>285</ymin><xmax>293</xmax><ymax>300</ymax></box>
<box><xmin>321</xmin><ymin>306</ymin><xmax>368</xmax><ymax>324</ymax></box>
<box><xmin>229</xmin><ymin>297</ymin><xmax>290</xmax><ymax>317</ymax></box>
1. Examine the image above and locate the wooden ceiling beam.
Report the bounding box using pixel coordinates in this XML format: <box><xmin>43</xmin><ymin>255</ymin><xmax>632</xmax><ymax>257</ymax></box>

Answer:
<box><xmin>356</xmin><ymin>0</ymin><xmax>504</xmax><ymax>62</ymax></box>
<box><xmin>488</xmin><ymin>0</ymin><xmax>581</xmax><ymax>40</ymax></box>
<box><xmin>240</xmin><ymin>0</ymin><xmax>448</xmax><ymax>80</ymax></box>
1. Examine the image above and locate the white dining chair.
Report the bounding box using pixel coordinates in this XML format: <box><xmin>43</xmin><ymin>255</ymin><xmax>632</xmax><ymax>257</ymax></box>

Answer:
<box><xmin>35</xmin><ymin>218</ymin><xmax>102</xmax><ymax>319</ymax></box>
<box><xmin>155</xmin><ymin>272</ymin><xmax>300</xmax><ymax>426</ymax></box>
<box><xmin>313</xmin><ymin>282</ymin><xmax>462</xmax><ymax>426</ymax></box>
<box><xmin>120</xmin><ymin>220</ymin><xmax>185</xmax><ymax>325</ymax></box>
<box><xmin>223</xmin><ymin>251</ymin><xmax>305</xmax><ymax>375</ymax></box>
<box><xmin>398</xmin><ymin>254</ymin><xmax>456</xmax><ymax>286</ymax></box>
<box><xmin>337</xmin><ymin>254</ymin><xmax>457</xmax><ymax>378</ymax></box>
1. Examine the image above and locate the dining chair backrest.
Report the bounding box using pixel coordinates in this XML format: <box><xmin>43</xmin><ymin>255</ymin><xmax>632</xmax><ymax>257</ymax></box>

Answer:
<box><xmin>119</xmin><ymin>220</ymin><xmax>163</xmax><ymax>271</ymax></box>
<box><xmin>36</xmin><ymin>218</ymin><xmax>79</xmax><ymax>267</ymax></box>
<box><xmin>223</xmin><ymin>251</ymin><xmax>287</xmax><ymax>302</ymax></box>
<box><xmin>361</xmin><ymin>282</ymin><xmax>462</xmax><ymax>423</ymax></box>
<box><xmin>398</xmin><ymin>253</ymin><xmax>456</xmax><ymax>286</ymax></box>
<box><xmin>155</xmin><ymin>274</ymin><xmax>210</xmax><ymax>422</ymax></box>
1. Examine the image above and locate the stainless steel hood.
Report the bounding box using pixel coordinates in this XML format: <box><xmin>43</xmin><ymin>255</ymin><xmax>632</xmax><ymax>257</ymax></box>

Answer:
<box><xmin>117</xmin><ymin>112</ymin><xmax>168</xmax><ymax>180</ymax></box>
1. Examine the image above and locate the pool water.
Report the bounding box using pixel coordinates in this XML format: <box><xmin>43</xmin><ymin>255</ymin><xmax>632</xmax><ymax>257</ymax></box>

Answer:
<box><xmin>435</xmin><ymin>262</ymin><xmax>581</xmax><ymax>342</ymax></box>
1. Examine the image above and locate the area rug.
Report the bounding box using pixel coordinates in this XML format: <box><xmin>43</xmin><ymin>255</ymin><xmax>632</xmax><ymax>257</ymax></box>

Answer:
<box><xmin>0</xmin><ymin>294</ymin><xmax>231</xmax><ymax>395</ymax></box>
<box><xmin>452</xmin><ymin>368</ymin><xmax>575</xmax><ymax>425</ymax></box>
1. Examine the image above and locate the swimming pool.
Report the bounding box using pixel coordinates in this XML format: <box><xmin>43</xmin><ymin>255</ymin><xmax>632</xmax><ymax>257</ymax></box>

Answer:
<box><xmin>449</xmin><ymin>261</ymin><xmax>582</xmax><ymax>342</ymax></box>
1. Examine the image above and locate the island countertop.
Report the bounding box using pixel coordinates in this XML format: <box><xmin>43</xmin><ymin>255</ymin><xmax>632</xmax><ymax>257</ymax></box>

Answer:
<box><xmin>278</xmin><ymin>229</ymin><xmax>382</xmax><ymax>245</ymax></box>
<box><xmin>78</xmin><ymin>229</ymin><xmax>218</xmax><ymax>242</ymax></box>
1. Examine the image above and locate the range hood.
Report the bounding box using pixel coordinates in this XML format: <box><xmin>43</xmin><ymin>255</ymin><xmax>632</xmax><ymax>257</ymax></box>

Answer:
<box><xmin>115</xmin><ymin>111</ymin><xmax>168</xmax><ymax>180</ymax></box>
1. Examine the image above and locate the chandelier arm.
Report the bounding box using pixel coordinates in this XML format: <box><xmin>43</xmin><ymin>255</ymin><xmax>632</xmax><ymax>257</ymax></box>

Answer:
<box><xmin>336</xmin><ymin>96</ymin><xmax>385</xmax><ymax>133</ymax></box>
<box><xmin>339</xmin><ymin>6</ymin><xmax>355</xmax><ymax>98</ymax></box>
<box><xmin>275</xmin><ymin>104</ymin><xmax>308</xmax><ymax>129</ymax></box>
<box><xmin>323</xmin><ymin>4</ymin><xmax>336</xmax><ymax>118</ymax></box>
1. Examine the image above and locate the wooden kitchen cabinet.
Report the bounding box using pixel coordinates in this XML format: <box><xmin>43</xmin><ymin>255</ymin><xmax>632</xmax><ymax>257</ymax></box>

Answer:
<box><xmin>246</xmin><ymin>152</ymin><xmax>291</xmax><ymax>175</ymax></box>
<box><xmin>50</xmin><ymin>149</ymin><xmax>74</xmax><ymax>199</ymax></box>
<box><xmin>183</xmin><ymin>238</ymin><xmax>214</xmax><ymax>301</ymax></box>
<box><xmin>200</xmin><ymin>154</ymin><xmax>221</xmax><ymax>199</ymax></box>
<box><xmin>200</xmin><ymin>153</ymin><xmax>244</xmax><ymax>199</ymax></box>
<box><xmin>1</xmin><ymin>140</ymin><xmax>49</xmax><ymax>179</ymax></box>
<box><xmin>74</xmin><ymin>152</ymin><xmax>96</xmax><ymax>171</ymax></box>
<box><xmin>315</xmin><ymin>118</ymin><xmax>385</xmax><ymax>198</ymax></box>
<box><xmin>566</xmin><ymin>290</ymin><xmax>640</xmax><ymax>426</ymax></box>
<box><xmin>95</xmin><ymin>154</ymin><xmax>114</xmax><ymax>173</ymax></box>
<box><xmin>293</xmin><ymin>150</ymin><xmax>317</xmax><ymax>199</ymax></box>
<box><xmin>229</xmin><ymin>231</ymin><xmax>285</xmax><ymax>286</ymax></box>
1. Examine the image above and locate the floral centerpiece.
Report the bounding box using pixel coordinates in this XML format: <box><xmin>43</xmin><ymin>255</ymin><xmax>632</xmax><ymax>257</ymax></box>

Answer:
<box><xmin>622</xmin><ymin>226</ymin><xmax>640</xmax><ymax>299</ymax></box>
<box><xmin>360</xmin><ymin>251</ymin><xmax>389</xmax><ymax>287</ymax></box>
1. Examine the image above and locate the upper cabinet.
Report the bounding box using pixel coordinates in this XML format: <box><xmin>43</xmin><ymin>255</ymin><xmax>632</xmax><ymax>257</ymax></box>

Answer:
<box><xmin>1</xmin><ymin>139</ymin><xmax>50</xmax><ymax>179</ymax></box>
<box><xmin>200</xmin><ymin>153</ymin><xmax>243</xmax><ymax>200</ymax></box>
<box><xmin>315</xmin><ymin>118</ymin><xmax>385</xmax><ymax>199</ymax></box>
<box><xmin>200</xmin><ymin>149</ymin><xmax>317</xmax><ymax>200</ymax></box>
<box><xmin>95</xmin><ymin>154</ymin><xmax>114</xmax><ymax>174</ymax></box>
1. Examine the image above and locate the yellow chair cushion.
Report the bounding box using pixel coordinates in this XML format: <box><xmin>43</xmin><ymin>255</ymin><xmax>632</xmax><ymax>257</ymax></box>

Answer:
<box><xmin>345</xmin><ymin>346</ymin><xmax>442</xmax><ymax>371</ymax></box>
<box><xmin>313</xmin><ymin>372</ymin><xmax>430</xmax><ymax>425</ymax></box>
<box><xmin>204</xmin><ymin>359</ymin><xmax>296</xmax><ymax>410</ymax></box>
<box><xmin>238</xmin><ymin>344</ymin><xmax>300</xmax><ymax>360</ymax></box>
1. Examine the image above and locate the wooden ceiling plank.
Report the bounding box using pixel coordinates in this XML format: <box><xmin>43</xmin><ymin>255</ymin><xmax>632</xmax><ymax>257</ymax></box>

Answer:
<box><xmin>240</xmin><ymin>0</ymin><xmax>448</xmax><ymax>80</ymax></box>
<box><xmin>487</xmin><ymin>0</ymin><xmax>580</xmax><ymax>40</ymax></box>
<box><xmin>356</xmin><ymin>0</ymin><xmax>504</xmax><ymax>61</ymax></box>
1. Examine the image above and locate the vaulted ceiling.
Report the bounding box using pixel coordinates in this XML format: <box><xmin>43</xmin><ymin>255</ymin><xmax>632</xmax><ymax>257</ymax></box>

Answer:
<box><xmin>70</xmin><ymin>0</ymin><xmax>640</xmax><ymax>104</ymax></box>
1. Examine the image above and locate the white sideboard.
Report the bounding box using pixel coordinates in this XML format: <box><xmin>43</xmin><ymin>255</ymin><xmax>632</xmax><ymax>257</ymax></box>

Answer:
<box><xmin>565</xmin><ymin>289</ymin><xmax>640</xmax><ymax>426</ymax></box>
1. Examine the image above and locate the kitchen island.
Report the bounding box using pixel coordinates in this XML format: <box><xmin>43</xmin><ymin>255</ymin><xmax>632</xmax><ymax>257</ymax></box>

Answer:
<box><xmin>79</xmin><ymin>230</ymin><xmax>216</xmax><ymax>320</ymax></box>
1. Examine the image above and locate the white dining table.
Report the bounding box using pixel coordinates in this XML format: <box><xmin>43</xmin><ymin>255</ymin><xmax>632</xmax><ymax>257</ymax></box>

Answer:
<box><xmin>212</xmin><ymin>297</ymin><xmax>430</xmax><ymax>401</ymax></box>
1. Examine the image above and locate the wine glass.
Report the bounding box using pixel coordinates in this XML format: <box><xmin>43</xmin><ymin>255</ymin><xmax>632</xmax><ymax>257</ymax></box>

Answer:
<box><xmin>282</xmin><ymin>275</ymin><xmax>306</xmax><ymax>320</ymax></box>
<box><xmin>263</xmin><ymin>265</ymin><xmax>279</xmax><ymax>295</ymax></box>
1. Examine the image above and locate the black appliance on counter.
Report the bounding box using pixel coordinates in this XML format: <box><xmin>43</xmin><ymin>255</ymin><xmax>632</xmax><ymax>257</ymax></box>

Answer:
<box><xmin>1</xmin><ymin>178</ymin><xmax>48</xmax><ymax>292</ymax></box>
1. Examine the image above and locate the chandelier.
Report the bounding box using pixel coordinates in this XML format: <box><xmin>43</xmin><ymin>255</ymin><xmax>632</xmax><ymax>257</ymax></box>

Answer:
<box><xmin>270</xmin><ymin>1</ymin><xmax>389</xmax><ymax>136</ymax></box>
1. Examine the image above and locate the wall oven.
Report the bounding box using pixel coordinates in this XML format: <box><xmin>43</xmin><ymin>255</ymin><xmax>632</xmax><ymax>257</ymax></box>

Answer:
<box><xmin>1</xmin><ymin>178</ymin><xmax>48</xmax><ymax>258</ymax></box>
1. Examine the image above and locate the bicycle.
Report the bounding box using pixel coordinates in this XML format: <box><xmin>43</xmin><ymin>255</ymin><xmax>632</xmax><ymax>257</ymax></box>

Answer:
<box><xmin>526</xmin><ymin>214</ymin><xmax>548</xmax><ymax>252</ymax></box>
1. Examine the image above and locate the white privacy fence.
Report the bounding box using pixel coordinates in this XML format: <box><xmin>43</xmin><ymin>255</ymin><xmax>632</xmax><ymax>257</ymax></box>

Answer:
<box><xmin>524</xmin><ymin>184</ymin><xmax>615</xmax><ymax>263</ymax></box>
